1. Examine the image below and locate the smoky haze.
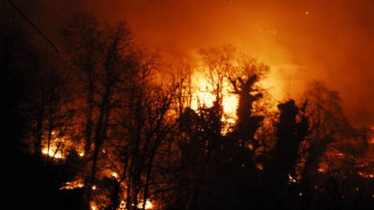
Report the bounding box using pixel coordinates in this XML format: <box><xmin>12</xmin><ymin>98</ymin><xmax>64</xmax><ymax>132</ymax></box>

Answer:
<box><xmin>3</xmin><ymin>0</ymin><xmax>374</xmax><ymax>126</ymax></box>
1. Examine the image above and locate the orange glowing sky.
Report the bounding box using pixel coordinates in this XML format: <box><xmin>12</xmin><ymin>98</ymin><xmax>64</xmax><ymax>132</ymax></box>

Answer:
<box><xmin>2</xmin><ymin>0</ymin><xmax>374</xmax><ymax>126</ymax></box>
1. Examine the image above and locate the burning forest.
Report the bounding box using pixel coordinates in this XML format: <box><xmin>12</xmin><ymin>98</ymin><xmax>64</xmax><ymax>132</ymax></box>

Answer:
<box><xmin>2</xmin><ymin>0</ymin><xmax>374</xmax><ymax>210</ymax></box>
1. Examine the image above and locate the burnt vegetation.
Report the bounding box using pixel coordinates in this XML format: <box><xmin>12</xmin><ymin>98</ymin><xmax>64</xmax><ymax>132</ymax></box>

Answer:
<box><xmin>2</xmin><ymin>13</ymin><xmax>374</xmax><ymax>210</ymax></box>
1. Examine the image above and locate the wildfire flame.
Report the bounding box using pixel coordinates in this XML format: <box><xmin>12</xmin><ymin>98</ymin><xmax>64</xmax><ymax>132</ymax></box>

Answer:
<box><xmin>42</xmin><ymin>147</ymin><xmax>63</xmax><ymax>159</ymax></box>
<box><xmin>112</xmin><ymin>171</ymin><xmax>119</xmax><ymax>179</ymax></box>
<box><xmin>189</xmin><ymin>69</ymin><xmax>282</xmax><ymax>129</ymax></box>
<box><xmin>119</xmin><ymin>200</ymin><xmax>126</xmax><ymax>209</ymax></box>
<box><xmin>40</xmin><ymin>131</ymin><xmax>86</xmax><ymax>160</ymax></box>
<box><xmin>60</xmin><ymin>179</ymin><xmax>85</xmax><ymax>190</ymax></box>
<box><xmin>117</xmin><ymin>199</ymin><xmax>153</xmax><ymax>210</ymax></box>
<box><xmin>137</xmin><ymin>200</ymin><xmax>153</xmax><ymax>209</ymax></box>
<box><xmin>190</xmin><ymin>72</ymin><xmax>238</xmax><ymax>125</ymax></box>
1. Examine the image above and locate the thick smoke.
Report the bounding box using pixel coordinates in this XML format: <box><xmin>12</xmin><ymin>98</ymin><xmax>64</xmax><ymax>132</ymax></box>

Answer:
<box><xmin>3</xmin><ymin>0</ymin><xmax>374</xmax><ymax>126</ymax></box>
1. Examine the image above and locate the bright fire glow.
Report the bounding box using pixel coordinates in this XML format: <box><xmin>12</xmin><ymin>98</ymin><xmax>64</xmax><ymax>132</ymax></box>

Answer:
<box><xmin>190</xmin><ymin>72</ymin><xmax>238</xmax><ymax>125</ymax></box>
<box><xmin>40</xmin><ymin>132</ymin><xmax>86</xmax><ymax>160</ymax></box>
<box><xmin>90</xmin><ymin>201</ymin><xmax>97</xmax><ymax>210</ymax></box>
<box><xmin>112</xmin><ymin>172</ymin><xmax>119</xmax><ymax>179</ymax></box>
<box><xmin>118</xmin><ymin>200</ymin><xmax>153</xmax><ymax>210</ymax></box>
<box><xmin>42</xmin><ymin>147</ymin><xmax>63</xmax><ymax>159</ymax></box>
<box><xmin>189</xmin><ymin>67</ymin><xmax>283</xmax><ymax>130</ymax></box>
<box><xmin>137</xmin><ymin>200</ymin><xmax>153</xmax><ymax>209</ymax></box>
<box><xmin>119</xmin><ymin>200</ymin><xmax>126</xmax><ymax>209</ymax></box>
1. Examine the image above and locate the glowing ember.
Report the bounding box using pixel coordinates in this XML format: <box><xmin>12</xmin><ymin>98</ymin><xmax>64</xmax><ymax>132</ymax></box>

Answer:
<box><xmin>317</xmin><ymin>168</ymin><xmax>326</xmax><ymax>173</ymax></box>
<box><xmin>288</xmin><ymin>174</ymin><xmax>297</xmax><ymax>184</ymax></box>
<box><xmin>60</xmin><ymin>179</ymin><xmax>84</xmax><ymax>190</ymax></box>
<box><xmin>358</xmin><ymin>171</ymin><xmax>374</xmax><ymax>179</ymax></box>
<box><xmin>255</xmin><ymin>163</ymin><xmax>263</xmax><ymax>170</ymax></box>
<box><xmin>369</xmin><ymin>126</ymin><xmax>374</xmax><ymax>144</ymax></box>
<box><xmin>317</xmin><ymin>162</ymin><xmax>328</xmax><ymax>173</ymax></box>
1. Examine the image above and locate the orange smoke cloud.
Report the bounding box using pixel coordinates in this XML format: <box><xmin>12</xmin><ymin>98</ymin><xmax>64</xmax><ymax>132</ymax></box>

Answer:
<box><xmin>5</xmin><ymin>0</ymin><xmax>373</xmax><ymax>126</ymax></box>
